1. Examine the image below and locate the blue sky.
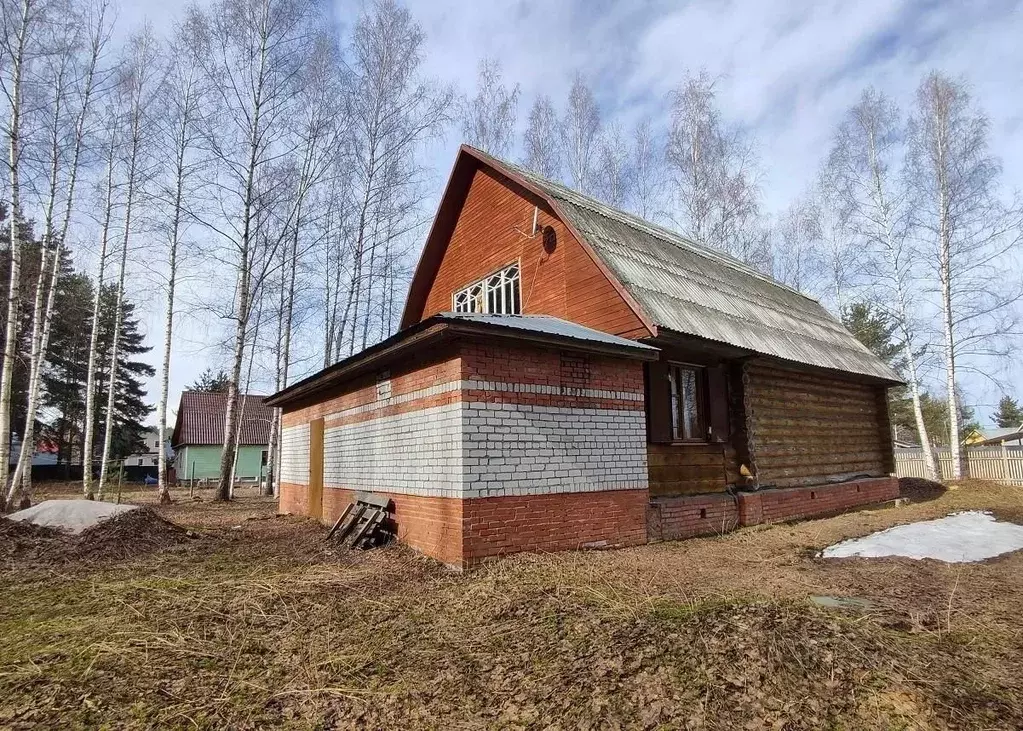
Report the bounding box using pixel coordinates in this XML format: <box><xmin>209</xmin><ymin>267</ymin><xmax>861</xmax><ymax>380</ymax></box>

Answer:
<box><xmin>116</xmin><ymin>0</ymin><xmax>1023</xmax><ymax>426</ymax></box>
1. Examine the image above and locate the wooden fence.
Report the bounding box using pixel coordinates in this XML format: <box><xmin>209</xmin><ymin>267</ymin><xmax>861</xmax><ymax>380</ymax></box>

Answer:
<box><xmin>895</xmin><ymin>446</ymin><xmax>1023</xmax><ymax>485</ymax></box>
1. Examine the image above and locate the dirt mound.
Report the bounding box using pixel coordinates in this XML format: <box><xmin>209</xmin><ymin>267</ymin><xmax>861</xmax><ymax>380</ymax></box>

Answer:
<box><xmin>899</xmin><ymin>476</ymin><xmax>946</xmax><ymax>502</ymax></box>
<box><xmin>0</xmin><ymin>506</ymin><xmax>194</xmax><ymax>565</ymax></box>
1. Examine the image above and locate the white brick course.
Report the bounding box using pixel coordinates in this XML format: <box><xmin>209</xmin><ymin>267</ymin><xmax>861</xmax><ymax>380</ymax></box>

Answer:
<box><xmin>280</xmin><ymin>423</ymin><xmax>310</xmax><ymax>485</ymax></box>
<box><xmin>315</xmin><ymin>397</ymin><xmax>648</xmax><ymax>499</ymax></box>
<box><xmin>462</xmin><ymin>402</ymin><xmax>647</xmax><ymax>498</ymax></box>
<box><xmin>324</xmin><ymin>403</ymin><xmax>464</xmax><ymax>498</ymax></box>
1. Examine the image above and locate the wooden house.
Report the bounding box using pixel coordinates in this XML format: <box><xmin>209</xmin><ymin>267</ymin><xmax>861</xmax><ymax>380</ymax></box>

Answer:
<box><xmin>267</xmin><ymin>146</ymin><xmax>901</xmax><ymax>568</ymax></box>
<box><xmin>171</xmin><ymin>391</ymin><xmax>273</xmax><ymax>483</ymax></box>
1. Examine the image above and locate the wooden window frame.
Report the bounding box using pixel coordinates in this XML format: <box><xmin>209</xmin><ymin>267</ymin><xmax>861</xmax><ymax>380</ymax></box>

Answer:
<box><xmin>668</xmin><ymin>362</ymin><xmax>708</xmax><ymax>443</ymax></box>
<box><xmin>452</xmin><ymin>261</ymin><xmax>522</xmax><ymax>315</ymax></box>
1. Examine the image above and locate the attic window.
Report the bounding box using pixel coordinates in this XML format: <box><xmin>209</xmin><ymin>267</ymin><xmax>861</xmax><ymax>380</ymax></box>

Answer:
<box><xmin>453</xmin><ymin>263</ymin><xmax>521</xmax><ymax>315</ymax></box>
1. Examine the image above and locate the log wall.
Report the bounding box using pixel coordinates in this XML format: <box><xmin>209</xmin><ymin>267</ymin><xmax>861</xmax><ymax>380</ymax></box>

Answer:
<box><xmin>647</xmin><ymin>442</ymin><xmax>738</xmax><ymax>496</ymax></box>
<box><xmin>746</xmin><ymin>362</ymin><xmax>893</xmax><ymax>488</ymax></box>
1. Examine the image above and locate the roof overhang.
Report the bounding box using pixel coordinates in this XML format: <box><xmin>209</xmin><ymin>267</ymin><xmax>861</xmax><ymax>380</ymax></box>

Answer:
<box><xmin>266</xmin><ymin>314</ymin><xmax>659</xmax><ymax>410</ymax></box>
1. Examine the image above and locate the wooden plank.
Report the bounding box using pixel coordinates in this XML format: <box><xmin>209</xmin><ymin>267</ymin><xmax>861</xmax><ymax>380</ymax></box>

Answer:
<box><xmin>334</xmin><ymin>504</ymin><xmax>367</xmax><ymax>544</ymax></box>
<box><xmin>326</xmin><ymin>503</ymin><xmax>354</xmax><ymax>540</ymax></box>
<box><xmin>350</xmin><ymin>508</ymin><xmax>385</xmax><ymax>549</ymax></box>
<box><xmin>308</xmin><ymin>418</ymin><xmax>324</xmax><ymax>521</ymax></box>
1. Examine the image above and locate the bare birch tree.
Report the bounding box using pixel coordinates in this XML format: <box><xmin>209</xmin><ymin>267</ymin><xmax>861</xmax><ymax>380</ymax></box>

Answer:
<box><xmin>343</xmin><ymin>0</ymin><xmax>449</xmax><ymax>356</ymax></box>
<box><xmin>772</xmin><ymin>195</ymin><xmax>827</xmax><ymax>297</ymax></box>
<box><xmin>96</xmin><ymin>29</ymin><xmax>161</xmax><ymax>500</ymax></box>
<box><xmin>594</xmin><ymin>121</ymin><xmax>630</xmax><ymax>208</ymax></box>
<box><xmin>522</xmin><ymin>94</ymin><xmax>561</xmax><ymax>181</ymax></box>
<box><xmin>631</xmin><ymin>117</ymin><xmax>663</xmax><ymax>221</ymax></box>
<box><xmin>824</xmin><ymin>88</ymin><xmax>939</xmax><ymax>480</ymax></box>
<box><xmin>458</xmin><ymin>57</ymin><xmax>518</xmax><ymax>158</ymax></box>
<box><xmin>665</xmin><ymin>71</ymin><xmax>768</xmax><ymax>269</ymax></box>
<box><xmin>188</xmin><ymin>0</ymin><xmax>319</xmax><ymax>501</ymax></box>
<box><xmin>0</xmin><ymin>0</ymin><xmax>48</xmax><ymax>496</ymax></box>
<box><xmin>81</xmin><ymin>103</ymin><xmax>119</xmax><ymax>500</ymax></box>
<box><xmin>906</xmin><ymin>72</ymin><xmax>1022</xmax><ymax>479</ymax></box>
<box><xmin>155</xmin><ymin>25</ymin><xmax>202</xmax><ymax>503</ymax></box>
<box><xmin>8</xmin><ymin>0</ymin><xmax>108</xmax><ymax>508</ymax></box>
<box><xmin>561</xmin><ymin>74</ymin><xmax>600</xmax><ymax>194</ymax></box>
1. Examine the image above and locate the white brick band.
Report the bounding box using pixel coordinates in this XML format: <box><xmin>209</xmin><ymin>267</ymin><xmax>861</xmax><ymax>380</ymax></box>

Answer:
<box><xmin>318</xmin><ymin>401</ymin><xmax>648</xmax><ymax>499</ymax></box>
<box><xmin>280</xmin><ymin>424</ymin><xmax>310</xmax><ymax>485</ymax></box>
<box><xmin>325</xmin><ymin>379</ymin><xmax>643</xmax><ymax>421</ymax></box>
<box><xmin>462</xmin><ymin>402</ymin><xmax>647</xmax><ymax>498</ymax></box>
<box><xmin>324</xmin><ymin>403</ymin><xmax>464</xmax><ymax>497</ymax></box>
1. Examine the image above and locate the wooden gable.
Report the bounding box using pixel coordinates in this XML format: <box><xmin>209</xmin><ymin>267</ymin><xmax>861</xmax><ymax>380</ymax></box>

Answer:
<box><xmin>401</xmin><ymin>149</ymin><xmax>653</xmax><ymax>340</ymax></box>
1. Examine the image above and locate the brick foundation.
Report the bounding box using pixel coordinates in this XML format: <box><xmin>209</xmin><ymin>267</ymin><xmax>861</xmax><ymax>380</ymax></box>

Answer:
<box><xmin>463</xmin><ymin>489</ymin><xmax>648</xmax><ymax>564</ymax></box>
<box><xmin>647</xmin><ymin>493</ymin><xmax>739</xmax><ymax>541</ymax></box>
<box><xmin>281</xmin><ymin>481</ymin><xmax>648</xmax><ymax>568</ymax></box>
<box><xmin>648</xmin><ymin>476</ymin><xmax>898</xmax><ymax>543</ymax></box>
<box><xmin>318</xmin><ymin>486</ymin><xmax>466</xmax><ymax>567</ymax></box>
<box><xmin>736</xmin><ymin>476</ymin><xmax>899</xmax><ymax>525</ymax></box>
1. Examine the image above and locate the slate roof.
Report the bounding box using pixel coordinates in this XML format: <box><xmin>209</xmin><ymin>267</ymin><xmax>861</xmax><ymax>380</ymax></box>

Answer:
<box><xmin>171</xmin><ymin>391</ymin><xmax>274</xmax><ymax>447</ymax></box>
<box><xmin>440</xmin><ymin>312</ymin><xmax>659</xmax><ymax>352</ymax></box>
<box><xmin>465</xmin><ymin>147</ymin><xmax>901</xmax><ymax>383</ymax></box>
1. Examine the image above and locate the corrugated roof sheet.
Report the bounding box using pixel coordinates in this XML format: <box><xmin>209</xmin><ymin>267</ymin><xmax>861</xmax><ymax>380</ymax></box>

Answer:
<box><xmin>439</xmin><ymin>312</ymin><xmax>659</xmax><ymax>352</ymax></box>
<box><xmin>172</xmin><ymin>391</ymin><xmax>274</xmax><ymax>446</ymax></box>
<box><xmin>475</xmin><ymin>149</ymin><xmax>900</xmax><ymax>383</ymax></box>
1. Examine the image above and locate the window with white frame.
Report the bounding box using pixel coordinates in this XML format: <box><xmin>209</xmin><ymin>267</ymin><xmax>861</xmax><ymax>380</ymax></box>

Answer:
<box><xmin>453</xmin><ymin>263</ymin><xmax>521</xmax><ymax>315</ymax></box>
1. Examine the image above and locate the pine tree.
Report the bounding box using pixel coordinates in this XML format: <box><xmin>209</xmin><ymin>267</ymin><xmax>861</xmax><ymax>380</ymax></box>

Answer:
<box><xmin>993</xmin><ymin>396</ymin><xmax>1023</xmax><ymax>429</ymax></box>
<box><xmin>42</xmin><ymin>281</ymin><xmax>154</xmax><ymax>474</ymax></box>
<box><xmin>39</xmin><ymin>256</ymin><xmax>94</xmax><ymax>474</ymax></box>
<box><xmin>189</xmin><ymin>368</ymin><xmax>230</xmax><ymax>392</ymax></box>
<box><xmin>841</xmin><ymin>303</ymin><xmax>905</xmax><ymax>369</ymax></box>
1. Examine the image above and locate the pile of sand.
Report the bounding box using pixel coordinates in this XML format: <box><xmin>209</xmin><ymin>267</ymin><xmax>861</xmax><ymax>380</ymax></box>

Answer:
<box><xmin>6</xmin><ymin>499</ymin><xmax>138</xmax><ymax>533</ymax></box>
<box><xmin>1</xmin><ymin>500</ymin><xmax>194</xmax><ymax>564</ymax></box>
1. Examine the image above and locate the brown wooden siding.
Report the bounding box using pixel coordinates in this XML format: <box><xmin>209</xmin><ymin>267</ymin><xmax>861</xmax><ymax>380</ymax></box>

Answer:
<box><xmin>746</xmin><ymin>362</ymin><xmax>892</xmax><ymax>488</ymax></box>
<box><xmin>418</xmin><ymin>167</ymin><xmax>648</xmax><ymax>338</ymax></box>
<box><xmin>648</xmin><ymin>442</ymin><xmax>738</xmax><ymax>496</ymax></box>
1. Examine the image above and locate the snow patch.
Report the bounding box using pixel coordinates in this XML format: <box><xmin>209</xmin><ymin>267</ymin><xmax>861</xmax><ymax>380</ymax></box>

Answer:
<box><xmin>6</xmin><ymin>499</ymin><xmax>138</xmax><ymax>534</ymax></box>
<box><xmin>822</xmin><ymin>511</ymin><xmax>1023</xmax><ymax>563</ymax></box>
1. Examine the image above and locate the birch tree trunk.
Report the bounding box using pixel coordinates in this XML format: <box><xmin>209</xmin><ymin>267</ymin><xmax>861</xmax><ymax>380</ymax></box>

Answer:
<box><xmin>10</xmin><ymin>9</ymin><xmax>104</xmax><ymax>507</ymax></box>
<box><xmin>157</xmin><ymin>58</ymin><xmax>198</xmax><ymax>504</ymax></box>
<box><xmin>0</xmin><ymin>0</ymin><xmax>33</xmax><ymax>501</ymax></box>
<box><xmin>82</xmin><ymin>129</ymin><xmax>118</xmax><ymax>499</ymax></box>
<box><xmin>97</xmin><ymin>32</ymin><xmax>157</xmax><ymax>500</ymax></box>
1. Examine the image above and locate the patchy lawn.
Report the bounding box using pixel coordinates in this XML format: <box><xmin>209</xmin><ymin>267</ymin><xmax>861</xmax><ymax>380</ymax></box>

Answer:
<box><xmin>2</xmin><ymin>480</ymin><xmax>1023</xmax><ymax>729</ymax></box>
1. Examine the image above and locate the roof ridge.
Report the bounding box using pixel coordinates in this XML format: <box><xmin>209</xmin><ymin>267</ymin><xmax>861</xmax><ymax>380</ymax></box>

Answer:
<box><xmin>466</xmin><ymin>145</ymin><xmax>819</xmax><ymax>305</ymax></box>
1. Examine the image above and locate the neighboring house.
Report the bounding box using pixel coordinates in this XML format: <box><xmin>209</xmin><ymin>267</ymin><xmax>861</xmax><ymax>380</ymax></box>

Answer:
<box><xmin>267</xmin><ymin>146</ymin><xmax>902</xmax><ymax>568</ymax></box>
<box><xmin>966</xmin><ymin>425</ymin><xmax>1023</xmax><ymax>447</ymax></box>
<box><xmin>7</xmin><ymin>435</ymin><xmax>59</xmax><ymax>467</ymax></box>
<box><xmin>171</xmin><ymin>391</ymin><xmax>274</xmax><ymax>482</ymax></box>
<box><xmin>122</xmin><ymin>426</ymin><xmax>173</xmax><ymax>468</ymax></box>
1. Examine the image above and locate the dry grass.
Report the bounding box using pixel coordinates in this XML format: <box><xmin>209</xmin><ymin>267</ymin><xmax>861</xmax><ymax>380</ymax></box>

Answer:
<box><xmin>1</xmin><ymin>479</ymin><xmax>1022</xmax><ymax>729</ymax></box>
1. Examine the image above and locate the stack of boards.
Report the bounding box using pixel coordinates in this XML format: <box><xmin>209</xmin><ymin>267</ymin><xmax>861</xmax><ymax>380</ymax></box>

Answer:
<box><xmin>326</xmin><ymin>492</ymin><xmax>392</xmax><ymax>549</ymax></box>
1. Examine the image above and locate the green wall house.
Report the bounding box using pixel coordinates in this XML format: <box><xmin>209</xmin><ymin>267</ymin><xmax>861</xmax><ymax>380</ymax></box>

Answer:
<box><xmin>171</xmin><ymin>391</ymin><xmax>275</xmax><ymax>482</ymax></box>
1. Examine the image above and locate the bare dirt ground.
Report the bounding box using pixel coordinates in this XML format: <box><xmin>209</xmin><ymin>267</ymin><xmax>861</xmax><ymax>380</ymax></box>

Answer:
<box><xmin>2</xmin><ymin>479</ymin><xmax>1022</xmax><ymax>729</ymax></box>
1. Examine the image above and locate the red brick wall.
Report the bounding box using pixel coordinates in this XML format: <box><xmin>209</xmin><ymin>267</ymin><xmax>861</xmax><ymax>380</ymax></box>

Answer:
<box><xmin>319</xmin><ymin>487</ymin><xmax>466</xmax><ymax>567</ymax></box>
<box><xmin>736</xmin><ymin>476</ymin><xmax>899</xmax><ymax>525</ymax></box>
<box><xmin>462</xmin><ymin>489</ymin><xmax>648</xmax><ymax>564</ymax></box>
<box><xmin>648</xmin><ymin>493</ymin><xmax>739</xmax><ymax>541</ymax></box>
<box><xmin>282</xmin><ymin>481</ymin><xmax>650</xmax><ymax>568</ymax></box>
<box><xmin>459</xmin><ymin>342</ymin><xmax>646</xmax><ymax>407</ymax></box>
<box><xmin>417</xmin><ymin>167</ymin><xmax>649</xmax><ymax>338</ymax></box>
<box><xmin>281</xmin><ymin>347</ymin><xmax>462</xmax><ymax>428</ymax></box>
